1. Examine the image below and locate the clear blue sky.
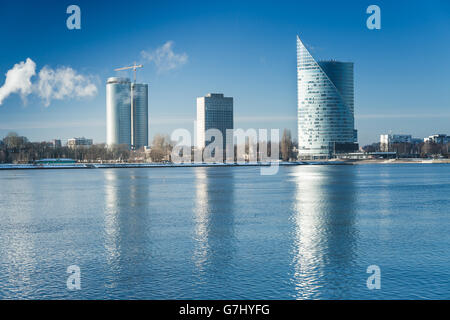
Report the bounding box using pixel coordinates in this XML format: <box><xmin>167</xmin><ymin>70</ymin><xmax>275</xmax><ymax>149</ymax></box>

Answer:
<box><xmin>0</xmin><ymin>0</ymin><xmax>449</xmax><ymax>146</ymax></box>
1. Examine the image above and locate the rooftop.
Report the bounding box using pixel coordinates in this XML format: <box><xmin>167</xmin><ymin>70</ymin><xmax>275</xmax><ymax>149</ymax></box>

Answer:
<box><xmin>107</xmin><ymin>77</ymin><xmax>131</xmax><ymax>84</ymax></box>
<box><xmin>206</xmin><ymin>93</ymin><xmax>225</xmax><ymax>98</ymax></box>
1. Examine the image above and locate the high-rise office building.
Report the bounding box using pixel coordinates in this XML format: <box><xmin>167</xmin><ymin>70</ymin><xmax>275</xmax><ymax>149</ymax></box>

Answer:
<box><xmin>106</xmin><ymin>77</ymin><xmax>148</xmax><ymax>149</ymax></box>
<box><xmin>131</xmin><ymin>83</ymin><xmax>149</xmax><ymax>149</ymax></box>
<box><xmin>297</xmin><ymin>35</ymin><xmax>357</xmax><ymax>159</ymax></box>
<box><xmin>106</xmin><ymin>77</ymin><xmax>131</xmax><ymax>146</ymax></box>
<box><xmin>196</xmin><ymin>93</ymin><xmax>233</xmax><ymax>150</ymax></box>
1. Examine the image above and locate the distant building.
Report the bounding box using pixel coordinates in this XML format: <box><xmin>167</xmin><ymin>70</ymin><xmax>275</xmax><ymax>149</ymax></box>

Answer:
<box><xmin>424</xmin><ymin>134</ymin><xmax>449</xmax><ymax>144</ymax></box>
<box><xmin>380</xmin><ymin>134</ymin><xmax>412</xmax><ymax>152</ymax></box>
<box><xmin>51</xmin><ymin>139</ymin><xmax>62</xmax><ymax>148</ymax></box>
<box><xmin>196</xmin><ymin>93</ymin><xmax>233</xmax><ymax>150</ymax></box>
<box><xmin>106</xmin><ymin>77</ymin><xmax>149</xmax><ymax>149</ymax></box>
<box><xmin>67</xmin><ymin>137</ymin><xmax>93</xmax><ymax>149</ymax></box>
<box><xmin>297</xmin><ymin>36</ymin><xmax>357</xmax><ymax>159</ymax></box>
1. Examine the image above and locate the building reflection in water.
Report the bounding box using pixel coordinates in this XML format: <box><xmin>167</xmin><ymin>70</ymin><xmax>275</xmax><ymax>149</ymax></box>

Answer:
<box><xmin>103</xmin><ymin>169</ymin><xmax>150</xmax><ymax>291</ymax></box>
<box><xmin>193</xmin><ymin>167</ymin><xmax>236</xmax><ymax>274</ymax></box>
<box><xmin>290</xmin><ymin>166</ymin><xmax>357</xmax><ymax>299</ymax></box>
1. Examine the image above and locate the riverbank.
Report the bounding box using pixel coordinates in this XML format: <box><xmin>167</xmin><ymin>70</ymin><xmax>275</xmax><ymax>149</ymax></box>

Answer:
<box><xmin>346</xmin><ymin>158</ymin><xmax>450</xmax><ymax>164</ymax></box>
<box><xmin>0</xmin><ymin>161</ymin><xmax>352</xmax><ymax>170</ymax></box>
<box><xmin>1</xmin><ymin>159</ymin><xmax>448</xmax><ymax>170</ymax></box>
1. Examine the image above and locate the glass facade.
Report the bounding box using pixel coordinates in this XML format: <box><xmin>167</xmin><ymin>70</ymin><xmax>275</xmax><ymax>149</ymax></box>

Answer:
<box><xmin>297</xmin><ymin>36</ymin><xmax>357</xmax><ymax>159</ymax></box>
<box><xmin>106</xmin><ymin>77</ymin><xmax>131</xmax><ymax>146</ymax></box>
<box><xmin>196</xmin><ymin>93</ymin><xmax>233</xmax><ymax>150</ymax></box>
<box><xmin>106</xmin><ymin>78</ymin><xmax>148</xmax><ymax>149</ymax></box>
<box><xmin>132</xmin><ymin>83</ymin><xmax>149</xmax><ymax>149</ymax></box>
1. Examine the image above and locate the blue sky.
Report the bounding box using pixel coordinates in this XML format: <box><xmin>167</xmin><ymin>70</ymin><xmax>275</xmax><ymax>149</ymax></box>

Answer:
<box><xmin>0</xmin><ymin>0</ymin><xmax>449</xmax><ymax>146</ymax></box>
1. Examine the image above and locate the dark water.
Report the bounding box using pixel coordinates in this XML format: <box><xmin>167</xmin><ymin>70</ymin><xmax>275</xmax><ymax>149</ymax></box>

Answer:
<box><xmin>0</xmin><ymin>165</ymin><xmax>449</xmax><ymax>299</ymax></box>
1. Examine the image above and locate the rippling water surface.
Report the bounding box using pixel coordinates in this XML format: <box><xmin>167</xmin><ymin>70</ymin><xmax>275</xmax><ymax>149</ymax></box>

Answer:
<box><xmin>0</xmin><ymin>164</ymin><xmax>449</xmax><ymax>299</ymax></box>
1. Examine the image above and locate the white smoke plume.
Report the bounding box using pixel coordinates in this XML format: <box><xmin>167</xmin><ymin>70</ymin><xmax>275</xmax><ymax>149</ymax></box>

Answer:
<box><xmin>0</xmin><ymin>58</ymin><xmax>98</xmax><ymax>106</ymax></box>
<box><xmin>37</xmin><ymin>66</ymin><xmax>97</xmax><ymax>106</ymax></box>
<box><xmin>0</xmin><ymin>58</ymin><xmax>36</xmax><ymax>105</ymax></box>
<box><xmin>141</xmin><ymin>41</ymin><xmax>188</xmax><ymax>73</ymax></box>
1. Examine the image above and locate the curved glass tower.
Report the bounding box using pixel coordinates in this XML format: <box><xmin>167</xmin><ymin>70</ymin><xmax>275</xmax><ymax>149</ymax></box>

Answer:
<box><xmin>297</xmin><ymin>36</ymin><xmax>357</xmax><ymax>159</ymax></box>
<box><xmin>106</xmin><ymin>78</ymin><xmax>149</xmax><ymax>149</ymax></box>
<box><xmin>106</xmin><ymin>77</ymin><xmax>131</xmax><ymax>146</ymax></box>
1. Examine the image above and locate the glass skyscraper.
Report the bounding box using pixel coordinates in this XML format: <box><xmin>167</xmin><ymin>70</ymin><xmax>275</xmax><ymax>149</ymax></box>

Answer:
<box><xmin>106</xmin><ymin>77</ymin><xmax>148</xmax><ymax>149</ymax></box>
<box><xmin>106</xmin><ymin>77</ymin><xmax>132</xmax><ymax>146</ymax></box>
<box><xmin>131</xmin><ymin>83</ymin><xmax>149</xmax><ymax>149</ymax></box>
<box><xmin>297</xmin><ymin>35</ymin><xmax>357</xmax><ymax>159</ymax></box>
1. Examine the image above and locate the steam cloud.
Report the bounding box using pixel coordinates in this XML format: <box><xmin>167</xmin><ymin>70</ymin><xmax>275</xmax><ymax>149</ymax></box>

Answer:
<box><xmin>0</xmin><ymin>58</ymin><xmax>36</xmax><ymax>105</ymax></box>
<box><xmin>141</xmin><ymin>41</ymin><xmax>188</xmax><ymax>73</ymax></box>
<box><xmin>0</xmin><ymin>58</ymin><xmax>98</xmax><ymax>106</ymax></box>
<box><xmin>37</xmin><ymin>66</ymin><xmax>97</xmax><ymax>106</ymax></box>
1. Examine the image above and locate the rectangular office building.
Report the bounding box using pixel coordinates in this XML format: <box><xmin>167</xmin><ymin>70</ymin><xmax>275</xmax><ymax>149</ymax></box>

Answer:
<box><xmin>196</xmin><ymin>93</ymin><xmax>233</xmax><ymax>150</ymax></box>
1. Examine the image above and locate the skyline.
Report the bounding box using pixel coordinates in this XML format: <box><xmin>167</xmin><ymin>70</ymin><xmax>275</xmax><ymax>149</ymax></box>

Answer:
<box><xmin>0</xmin><ymin>0</ymin><xmax>449</xmax><ymax>146</ymax></box>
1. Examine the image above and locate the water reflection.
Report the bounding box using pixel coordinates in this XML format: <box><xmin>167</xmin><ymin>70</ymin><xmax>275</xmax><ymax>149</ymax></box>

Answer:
<box><xmin>0</xmin><ymin>176</ymin><xmax>37</xmax><ymax>298</ymax></box>
<box><xmin>103</xmin><ymin>169</ymin><xmax>151</xmax><ymax>293</ymax></box>
<box><xmin>193</xmin><ymin>168</ymin><xmax>236</xmax><ymax>274</ymax></box>
<box><xmin>291</xmin><ymin>166</ymin><xmax>357</xmax><ymax>299</ymax></box>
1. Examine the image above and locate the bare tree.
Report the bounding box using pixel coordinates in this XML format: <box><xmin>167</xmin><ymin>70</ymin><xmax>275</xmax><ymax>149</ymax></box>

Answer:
<box><xmin>3</xmin><ymin>132</ymin><xmax>28</xmax><ymax>151</ymax></box>
<box><xmin>280</xmin><ymin>129</ymin><xmax>293</xmax><ymax>161</ymax></box>
<box><xmin>150</xmin><ymin>134</ymin><xmax>172</xmax><ymax>162</ymax></box>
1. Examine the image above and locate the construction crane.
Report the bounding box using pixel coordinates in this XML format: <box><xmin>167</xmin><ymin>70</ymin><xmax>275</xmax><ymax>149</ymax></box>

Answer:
<box><xmin>114</xmin><ymin>62</ymin><xmax>143</xmax><ymax>83</ymax></box>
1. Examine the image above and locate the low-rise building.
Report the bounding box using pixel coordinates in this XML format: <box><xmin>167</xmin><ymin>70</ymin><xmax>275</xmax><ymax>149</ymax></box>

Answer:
<box><xmin>51</xmin><ymin>139</ymin><xmax>62</xmax><ymax>148</ymax></box>
<box><xmin>424</xmin><ymin>134</ymin><xmax>449</xmax><ymax>144</ymax></box>
<box><xmin>380</xmin><ymin>134</ymin><xmax>412</xmax><ymax>152</ymax></box>
<box><xmin>67</xmin><ymin>137</ymin><xmax>93</xmax><ymax>149</ymax></box>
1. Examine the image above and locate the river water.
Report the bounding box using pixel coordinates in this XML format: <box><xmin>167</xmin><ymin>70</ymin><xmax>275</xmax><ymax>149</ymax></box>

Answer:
<box><xmin>0</xmin><ymin>164</ymin><xmax>449</xmax><ymax>299</ymax></box>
